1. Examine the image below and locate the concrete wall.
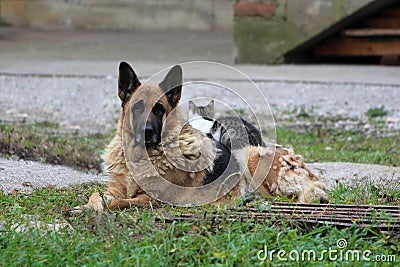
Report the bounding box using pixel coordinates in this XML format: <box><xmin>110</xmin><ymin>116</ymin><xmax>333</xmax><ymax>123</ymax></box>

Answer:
<box><xmin>234</xmin><ymin>0</ymin><xmax>375</xmax><ymax>64</ymax></box>
<box><xmin>0</xmin><ymin>0</ymin><xmax>233</xmax><ymax>31</ymax></box>
<box><xmin>0</xmin><ymin>0</ymin><xmax>378</xmax><ymax>64</ymax></box>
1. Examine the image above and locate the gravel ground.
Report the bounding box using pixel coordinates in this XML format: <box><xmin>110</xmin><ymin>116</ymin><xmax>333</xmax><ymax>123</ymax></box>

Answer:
<box><xmin>1</xmin><ymin>74</ymin><xmax>399</xmax><ymax>134</ymax></box>
<box><xmin>0</xmin><ymin>75</ymin><xmax>119</xmax><ymax>134</ymax></box>
<box><xmin>308</xmin><ymin>162</ymin><xmax>399</xmax><ymax>190</ymax></box>
<box><xmin>0</xmin><ymin>158</ymin><xmax>108</xmax><ymax>194</ymax></box>
<box><xmin>0</xmin><ymin>157</ymin><xmax>398</xmax><ymax>195</ymax></box>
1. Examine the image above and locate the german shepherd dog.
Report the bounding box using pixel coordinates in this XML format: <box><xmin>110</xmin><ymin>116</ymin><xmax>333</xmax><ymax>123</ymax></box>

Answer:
<box><xmin>82</xmin><ymin>62</ymin><xmax>328</xmax><ymax>211</ymax></box>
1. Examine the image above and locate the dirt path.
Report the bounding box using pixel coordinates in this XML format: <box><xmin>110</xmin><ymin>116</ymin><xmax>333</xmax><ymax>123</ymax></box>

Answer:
<box><xmin>308</xmin><ymin>162</ymin><xmax>399</xmax><ymax>190</ymax></box>
<box><xmin>0</xmin><ymin>158</ymin><xmax>108</xmax><ymax>194</ymax></box>
<box><xmin>1</xmin><ymin>157</ymin><xmax>398</xmax><ymax>195</ymax></box>
<box><xmin>0</xmin><ymin>158</ymin><xmax>108</xmax><ymax>193</ymax></box>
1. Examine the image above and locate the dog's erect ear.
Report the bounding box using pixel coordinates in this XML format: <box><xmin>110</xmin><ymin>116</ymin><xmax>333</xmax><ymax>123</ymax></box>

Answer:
<box><xmin>159</xmin><ymin>65</ymin><xmax>182</xmax><ymax>108</ymax></box>
<box><xmin>118</xmin><ymin>61</ymin><xmax>141</xmax><ymax>107</ymax></box>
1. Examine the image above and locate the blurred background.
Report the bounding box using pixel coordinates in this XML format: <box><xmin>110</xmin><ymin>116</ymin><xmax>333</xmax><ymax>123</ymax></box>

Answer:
<box><xmin>0</xmin><ymin>0</ymin><xmax>399</xmax><ymax>135</ymax></box>
<box><xmin>1</xmin><ymin>0</ymin><xmax>399</xmax><ymax>73</ymax></box>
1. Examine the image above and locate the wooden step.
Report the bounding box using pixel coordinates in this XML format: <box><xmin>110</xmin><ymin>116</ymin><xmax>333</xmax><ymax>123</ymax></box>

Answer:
<box><xmin>365</xmin><ymin>18</ymin><xmax>400</xmax><ymax>28</ymax></box>
<box><xmin>314</xmin><ymin>37</ymin><xmax>400</xmax><ymax>57</ymax></box>
<box><xmin>381</xmin><ymin>8</ymin><xmax>400</xmax><ymax>17</ymax></box>
<box><xmin>381</xmin><ymin>55</ymin><xmax>400</xmax><ymax>65</ymax></box>
<box><xmin>343</xmin><ymin>28</ymin><xmax>400</xmax><ymax>37</ymax></box>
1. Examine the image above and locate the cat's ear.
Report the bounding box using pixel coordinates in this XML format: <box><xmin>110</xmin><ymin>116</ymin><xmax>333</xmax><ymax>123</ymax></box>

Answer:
<box><xmin>207</xmin><ymin>100</ymin><xmax>215</xmax><ymax>118</ymax></box>
<box><xmin>188</xmin><ymin>100</ymin><xmax>196</xmax><ymax>114</ymax></box>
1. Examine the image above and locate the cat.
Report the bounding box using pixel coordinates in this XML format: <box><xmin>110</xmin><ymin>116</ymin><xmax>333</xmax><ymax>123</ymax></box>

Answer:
<box><xmin>188</xmin><ymin>100</ymin><xmax>268</xmax><ymax>198</ymax></box>
<box><xmin>188</xmin><ymin>100</ymin><xmax>266</xmax><ymax>149</ymax></box>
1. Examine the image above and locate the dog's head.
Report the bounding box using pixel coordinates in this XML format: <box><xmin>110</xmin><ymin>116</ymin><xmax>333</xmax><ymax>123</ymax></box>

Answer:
<box><xmin>118</xmin><ymin>62</ymin><xmax>182</xmax><ymax>149</ymax></box>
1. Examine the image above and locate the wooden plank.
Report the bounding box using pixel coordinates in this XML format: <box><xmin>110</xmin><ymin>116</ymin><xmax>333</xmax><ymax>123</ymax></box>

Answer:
<box><xmin>314</xmin><ymin>38</ymin><xmax>400</xmax><ymax>57</ymax></box>
<box><xmin>365</xmin><ymin>18</ymin><xmax>400</xmax><ymax>28</ymax></box>
<box><xmin>381</xmin><ymin>8</ymin><xmax>400</xmax><ymax>17</ymax></box>
<box><xmin>381</xmin><ymin>55</ymin><xmax>400</xmax><ymax>65</ymax></box>
<box><xmin>343</xmin><ymin>28</ymin><xmax>400</xmax><ymax>37</ymax></box>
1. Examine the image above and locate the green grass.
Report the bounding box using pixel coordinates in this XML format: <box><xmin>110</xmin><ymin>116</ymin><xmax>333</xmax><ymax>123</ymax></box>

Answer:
<box><xmin>0</xmin><ymin>184</ymin><xmax>399</xmax><ymax>266</ymax></box>
<box><xmin>1</xmin><ymin>122</ymin><xmax>398</xmax><ymax>173</ymax></box>
<box><xmin>366</xmin><ymin>106</ymin><xmax>388</xmax><ymax>118</ymax></box>
<box><xmin>329</xmin><ymin>181</ymin><xmax>400</xmax><ymax>206</ymax></box>
<box><xmin>277</xmin><ymin>128</ymin><xmax>399</xmax><ymax>167</ymax></box>
<box><xmin>0</xmin><ymin>122</ymin><xmax>399</xmax><ymax>265</ymax></box>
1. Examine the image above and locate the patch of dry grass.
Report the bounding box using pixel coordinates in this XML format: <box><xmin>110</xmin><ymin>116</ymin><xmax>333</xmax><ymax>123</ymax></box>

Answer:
<box><xmin>0</xmin><ymin>122</ymin><xmax>114</xmax><ymax>173</ymax></box>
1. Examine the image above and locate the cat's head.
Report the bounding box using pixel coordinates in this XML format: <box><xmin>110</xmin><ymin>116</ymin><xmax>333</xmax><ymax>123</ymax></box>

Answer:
<box><xmin>188</xmin><ymin>100</ymin><xmax>215</xmax><ymax>120</ymax></box>
<box><xmin>188</xmin><ymin>100</ymin><xmax>215</xmax><ymax>133</ymax></box>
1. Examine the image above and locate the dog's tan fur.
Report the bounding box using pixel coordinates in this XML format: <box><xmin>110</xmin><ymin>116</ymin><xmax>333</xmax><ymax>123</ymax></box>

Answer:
<box><xmin>97</xmin><ymin>82</ymin><xmax>219</xmax><ymax>210</ymax></box>
<box><xmin>81</xmin><ymin>63</ymin><xmax>328</xmax><ymax>211</ymax></box>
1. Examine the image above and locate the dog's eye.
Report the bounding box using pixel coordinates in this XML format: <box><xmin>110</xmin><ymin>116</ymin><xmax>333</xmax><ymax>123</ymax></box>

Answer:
<box><xmin>152</xmin><ymin>102</ymin><xmax>165</xmax><ymax>116</ymax></box>
<box><xmin>132</xmin><ymin>100</ymin><xmax>144</xmax><ymax>114</ymax></box>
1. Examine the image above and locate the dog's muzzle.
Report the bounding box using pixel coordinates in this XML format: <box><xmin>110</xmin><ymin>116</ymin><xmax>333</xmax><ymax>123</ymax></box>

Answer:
<box><xmin>134</xmin><ymin>122</ymin><xmax>159</xmax><ymax>148</ymax></box>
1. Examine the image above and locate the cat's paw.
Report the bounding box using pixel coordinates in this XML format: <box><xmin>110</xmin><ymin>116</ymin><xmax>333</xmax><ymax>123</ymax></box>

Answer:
<box><xmin>298</xmin><ymin>181</ymin><xmax>329</xmax><ymax>203</ymax></box>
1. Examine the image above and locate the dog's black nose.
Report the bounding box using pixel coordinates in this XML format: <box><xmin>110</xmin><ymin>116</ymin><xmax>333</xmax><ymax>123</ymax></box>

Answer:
<box><xmin>144</xmin><ymin>123</ymin><xmax>155</xmax><ymax>143</ymax></box>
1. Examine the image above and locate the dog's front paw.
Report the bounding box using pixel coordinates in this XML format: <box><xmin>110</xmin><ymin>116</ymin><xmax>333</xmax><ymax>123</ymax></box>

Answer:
<box><xmin>86</xmin><ymin>192</ymin><xmax>106</xmax><ymax>211</ymax></box>
<box><xmin>69</xmin><ymin>192</ymin><xmax>106</xmax><ymax>214</ymax></box>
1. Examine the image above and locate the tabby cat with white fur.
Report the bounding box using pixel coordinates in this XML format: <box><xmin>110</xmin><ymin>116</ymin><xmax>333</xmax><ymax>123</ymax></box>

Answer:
<box><xmin>188</xmin><ymin>100</ymin><xmax>267</xmax><ymax>197</ymax></box>
<box><xmin>188</xmin><ymin>100</ymin><xmax>329</xmax><ymax>204</ymax></box>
